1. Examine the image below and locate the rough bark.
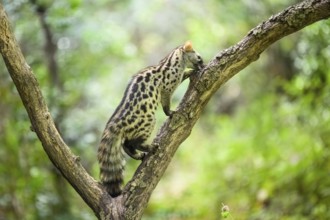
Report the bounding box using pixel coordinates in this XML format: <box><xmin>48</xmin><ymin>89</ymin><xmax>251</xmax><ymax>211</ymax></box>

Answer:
<box><xmin>0</xmin><ymin>0</ymin><xmax>329</xmax><ymax>219</ymax></box>
<box><xmin>0</xmin><ymin>4</ymin><xmax>107</xmax><ymax>219</ymax></box>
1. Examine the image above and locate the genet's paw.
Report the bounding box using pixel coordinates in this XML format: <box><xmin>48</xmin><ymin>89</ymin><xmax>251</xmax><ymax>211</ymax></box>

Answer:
<box><xmin>140</xmin><ymin>152</ymin><xmax>147</xmax><ymax>160</ymax></box>
<box><xmin>168</xmin><ymin>110</ymin><xmax>175</xmax><ymax>118</ymax></box>
<box><xmin>152</xmin><ymin>142</ymin><xmax>160</xmax><ymax>152</ymax></box>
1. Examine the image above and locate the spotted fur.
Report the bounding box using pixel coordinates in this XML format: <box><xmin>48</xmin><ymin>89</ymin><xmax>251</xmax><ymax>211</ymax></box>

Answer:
<box><xmin>98</xmin><ymin>41</ymin><xmax>203</xmax><ymax>197</ymax></box>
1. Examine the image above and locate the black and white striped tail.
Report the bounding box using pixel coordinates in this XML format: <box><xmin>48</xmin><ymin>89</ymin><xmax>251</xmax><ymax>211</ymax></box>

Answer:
<box><xmin>98</xmin><ymin>128</ymin><xmax>125</xmax><ymax>197</ymax></box>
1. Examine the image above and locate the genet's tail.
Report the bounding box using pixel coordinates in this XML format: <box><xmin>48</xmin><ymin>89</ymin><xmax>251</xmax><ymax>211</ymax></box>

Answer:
<box><xmin>98</xmin><ymin>127</ymin><xmax>125</xmax><ymax>197</ymax></box>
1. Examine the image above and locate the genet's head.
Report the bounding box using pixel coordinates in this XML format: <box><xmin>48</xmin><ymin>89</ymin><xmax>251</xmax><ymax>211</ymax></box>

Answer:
<box><xmin>182</xmin><ymin>41</ymin><xmax>204</xmax><ymax>70</ymax></box>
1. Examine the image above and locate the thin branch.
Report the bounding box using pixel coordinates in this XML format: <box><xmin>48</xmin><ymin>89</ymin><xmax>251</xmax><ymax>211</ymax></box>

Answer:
<box><xmin>29</xmin><ymin>0</ymin><xmax>61</xmax><ymax>89</ymax></box>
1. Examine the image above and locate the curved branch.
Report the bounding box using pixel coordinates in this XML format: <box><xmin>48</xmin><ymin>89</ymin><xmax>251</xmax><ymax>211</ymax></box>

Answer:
<box><xmin>123</xmin><ymin>0</ymin><xmax>330</xmax><ymax>218</ymax></box>
<box><xmin>0</xmin><ymin>4</ymin><xmax>110</xmax><ymax>219</ymax></box>
<box><xmin>1</xmin><ymin>0</ymin><xmax>329</xmax><ymax>219</ymax></box>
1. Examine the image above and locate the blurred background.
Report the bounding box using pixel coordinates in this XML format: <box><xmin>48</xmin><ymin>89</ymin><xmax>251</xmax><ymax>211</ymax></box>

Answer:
<box><xmin>1</xmin><ymin>0</ymin><xmax>330</xmax><ymax>219</ymax></box>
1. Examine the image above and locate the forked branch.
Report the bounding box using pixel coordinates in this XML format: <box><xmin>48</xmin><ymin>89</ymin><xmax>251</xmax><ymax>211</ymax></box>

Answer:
<box><xmin>0</xmin><ymin>0</ymin><xmax>329</xmax><ymax>219</ymax></box>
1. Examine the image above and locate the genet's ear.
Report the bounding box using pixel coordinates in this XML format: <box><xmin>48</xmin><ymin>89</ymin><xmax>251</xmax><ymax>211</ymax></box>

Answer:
<box><xmin>183</xmin><ymin>41</ymin><xmax>193</xmax><ymax>52</ymax></box>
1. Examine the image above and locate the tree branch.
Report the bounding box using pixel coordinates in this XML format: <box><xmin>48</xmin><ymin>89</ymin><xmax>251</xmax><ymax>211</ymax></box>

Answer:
<box><xmin>29</xmin><ymin>0</ymin><xmax>61</xmax><ymax>89</ymax></box>
<box><xmin>0</xmin><ymin>4</ymin><xmax>110</xmax><ymax>219</ymax></box>
<box><xmin>123</xmin><ymin>0</ymin><xmax>330</xmax><ymax>218</ymax></box>
<box><xmin>0</xmin><ymin>0</ymin><xmax>329</xmax><ymax>219</ymax></box>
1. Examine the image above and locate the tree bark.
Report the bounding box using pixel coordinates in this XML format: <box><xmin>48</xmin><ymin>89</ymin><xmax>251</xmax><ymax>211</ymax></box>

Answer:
<box><xmin>0</xmin><ymin>0</ymin><xmax>329</xmax><ymax>219</ymax></box>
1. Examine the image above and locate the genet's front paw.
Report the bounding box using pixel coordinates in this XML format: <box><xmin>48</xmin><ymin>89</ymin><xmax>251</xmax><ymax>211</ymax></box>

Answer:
<box><xmin>140</xmin><ymin>152</ymin><xmax>147</xmax><ymax>160</ymax></box>
<box><xmin>196</xmin><ymin>63</ymin><xmax>205</xmax><ymax>71</ymax></box>
<box><xmin>152</xmin><ymin>142</ymin><xmax>160</xmax><ymax>152</ymax></box>
<box><xmin>167</xmin><ymin>110</ymin><xmax>175</xmax><ymax>118</ymax></box>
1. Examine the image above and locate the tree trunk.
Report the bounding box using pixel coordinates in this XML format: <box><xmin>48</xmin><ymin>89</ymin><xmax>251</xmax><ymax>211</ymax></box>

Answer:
<box><xmin>0</xmin><ymin>1</ymin><xmax>329</xmax><ymax>219</ymax></box>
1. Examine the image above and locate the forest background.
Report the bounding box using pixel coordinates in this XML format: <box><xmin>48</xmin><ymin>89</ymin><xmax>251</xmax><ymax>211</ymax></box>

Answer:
<box><xmin>1</xmin><ymin>0</ymin><xmax>330</xmax><ymax>219</ymax></box>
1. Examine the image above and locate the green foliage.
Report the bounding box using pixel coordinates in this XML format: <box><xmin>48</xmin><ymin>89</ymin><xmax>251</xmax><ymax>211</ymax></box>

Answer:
<box><xmin>1</xmin><ymin>0</ymin><xmax>329</xmax><ymax>219</ymax></box>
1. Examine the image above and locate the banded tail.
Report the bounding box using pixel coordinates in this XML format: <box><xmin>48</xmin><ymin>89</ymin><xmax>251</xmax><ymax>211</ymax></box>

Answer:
<box><xmin>97</xmin><ymin>126</ymin><xmax>125</xmax><ymax>197</ymax></box>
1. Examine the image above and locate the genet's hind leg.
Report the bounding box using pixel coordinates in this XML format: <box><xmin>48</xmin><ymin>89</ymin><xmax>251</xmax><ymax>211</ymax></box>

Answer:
<box><xmin>123</xmin><ymin>139</ymin><xmax>146</xmax><ymax>160</ymax></box>
<box><xmin>123</xmin><ymin>116</ymin><xmax>158</xmax><ymax>159</ymax></box>
<box><xmin>123</xmin><ymin>136</ymin><xmax>157</xmax><ymax>160</ymax></box>
<box><xmin>133</xmin><ymin>116</ymin><xmax>158</xmax><ymax>152</ymax></box>
<box><xmin>123</xmin><ymin>139</ymin><xmax>148</xmax><ymax>160</ymax></box>
<box><xmin>135</xmin><ymin>140</ymin><xmax>159</xmax><ymax>153</ymax></box>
